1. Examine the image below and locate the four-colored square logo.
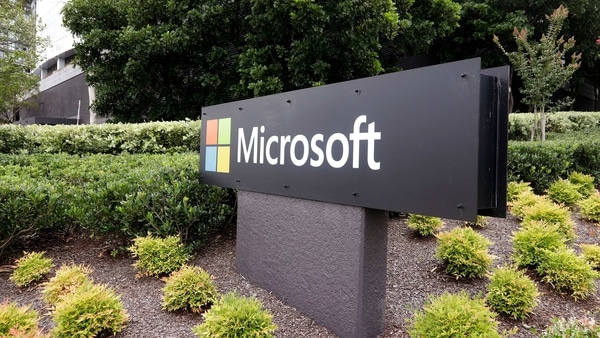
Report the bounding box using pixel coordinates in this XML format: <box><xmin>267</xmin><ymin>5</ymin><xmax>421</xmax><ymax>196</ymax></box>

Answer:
<box><xmin>204</xmin><ymin>118</ymin><xmax>231</xmax><ymax>173</ymax></box>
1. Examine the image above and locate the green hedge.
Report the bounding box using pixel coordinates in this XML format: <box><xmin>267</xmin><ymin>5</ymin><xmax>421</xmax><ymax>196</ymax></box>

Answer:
<box><xmin>509</xmin><ymin>111</ymin><xmax>600</xmax><ymax>141</ymax></box>
<box><xmin>0</xmin><ymin>120</ymin><xmax>200</xmax><ymax>154</ymax></box>
<box><xmin>508</xmin><ymin>131</ymin><xmax>600</xmax><ymax>194</ymax></box>
<box><xmin>0</xmin><ymin>153</ymin><xmax>234</xmax><ymax>255</ymax></box>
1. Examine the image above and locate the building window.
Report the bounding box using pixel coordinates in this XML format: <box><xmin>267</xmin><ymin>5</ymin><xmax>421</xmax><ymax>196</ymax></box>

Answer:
<box><xmin>45</xmin><ymin>63</ymin><xmax>57</xmax><ymax>77</ymax></box>
<box><xmin>64</xmin><ymin>55</ymin><xmax>75</xmax><ymax>66</ymax></box>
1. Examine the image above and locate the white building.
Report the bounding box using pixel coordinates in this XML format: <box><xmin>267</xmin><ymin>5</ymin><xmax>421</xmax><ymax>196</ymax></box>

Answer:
<box><xmin>22</xmin><ymin>0</ymin><xmax>101</xmax><ymax>124</ymax></box>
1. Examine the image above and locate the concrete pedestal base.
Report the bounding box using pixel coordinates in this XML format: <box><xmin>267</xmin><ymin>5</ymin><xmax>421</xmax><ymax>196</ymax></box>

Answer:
<box><xmin>236</xmin><ymin>190</ymin><xmax>388</xmax><ymax>338</ymax></box>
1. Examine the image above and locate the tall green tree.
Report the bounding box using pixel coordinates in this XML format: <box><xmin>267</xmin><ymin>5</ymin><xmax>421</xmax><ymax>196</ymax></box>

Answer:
<box><xmin>389</xmin><ymin>0</ymin><xmax>461</xmax><ymax>57</ymax></box>
<box><xmin>62</xmin><ymin>0</ymin><xmax>245</xmax><ymax>122</ymax></box>
<box><xmin>236</xmin><ymin>0</ymin><xmax>402</xmax><ymax>98</ymax></box>
<box><xmin>0</xmin><ymin>0</ymin><xmax>48</xmax><ymax>122</ymax></box>
<box><xmin>439</xmin><ymin>0</ymin><xmax>599</xmax><ymax>110</ymax></box>
<box><xmin>494</xmin><ymin>5</ymin><xmax>581</xmax><ymax>141</ymax></box>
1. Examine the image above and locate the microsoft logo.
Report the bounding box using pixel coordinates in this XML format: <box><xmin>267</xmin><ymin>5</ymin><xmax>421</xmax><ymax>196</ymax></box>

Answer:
<box><xmin>204</xmin><ymin>118</ymin><xmax>231</xmax><ymax>173</ymax></box>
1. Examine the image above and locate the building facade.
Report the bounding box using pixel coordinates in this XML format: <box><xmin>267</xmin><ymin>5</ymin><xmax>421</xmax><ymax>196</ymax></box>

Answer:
<box><xmin>21</xmin><ymin>0</ymin><xmax>101</xmax><ymax>125</ymax></box>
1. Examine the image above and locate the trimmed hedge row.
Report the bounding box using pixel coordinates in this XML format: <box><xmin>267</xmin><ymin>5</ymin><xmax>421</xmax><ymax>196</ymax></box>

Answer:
<box><xmin>0</xmin><ymin>120</ymin><xmax>200</xmax><ymax>154</ymax></box>
<box><xmin>508</xmin><ymin>132</ymin><xmax>600</xmax><ymax>194</ymax></box>
<box><xmin>0</xmin><ymin>153</ymin><xmax>234</xmax><ymax>255</ymax></box>
<box><xmin>509</xmin><ymin>111</ymin><xmax>600</xmax><ymax>141</ymax></box>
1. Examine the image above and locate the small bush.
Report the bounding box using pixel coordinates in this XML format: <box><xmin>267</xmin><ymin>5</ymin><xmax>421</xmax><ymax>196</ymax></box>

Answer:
<box><xmin>521</xmin><ymin>200</ymin><xmax>576</xmax><ymax>241</ymax></box>
<box><xmin>577</xmin><ymin>193</ymin><xmax>600</xmax><ymax>224</ymax></box>
<box><xmin>42</xmin><ymin>264</ymin><xmax>93</xmax><ymax>305</ymax></box>
<box><xmin>436</xmin><ymin>227</ymin><xmax>493</xmax><ymax>279</ymax></box>
<box><xmin>547</xmin><ymin>179</ymin><xmax>582</xmax><ymax>206</ymax></box>
<box><xmin>408</xmin><ymin>291</ymin><xmax>502</xmax><ymax>337</ymax></box>
<box><xmin>568</xmin><ymin>172</ymin><xmax>596</xmax><ymax>198</ymax></box>
<box><xmin>0</xmin><ymin>301</ymin><xmax>41</xmax><ymax>337</ymax></box>
<box><xmin>465</xmin><ymin>215</ymin><xmax>488</xmax><ymax>228</ymax></box>
<box><xmin>512</xmin><ymin>221</ymin><xmax>567</xmax><ymax>268</ymax></box>
<box><xmin>510</xmin><ymin>191</ymin><xmax>548</xmax><ymax>219</ymax></box>
<box><xmin>580</xmin><ymin>244</ymin><xmax>600</xmax><ymax>270</ymax></box>
<box><xmin>162</xmin><ymin>265</ymin><xmax>218</xmax><ymax>313</ymax></box>
<box><xmin>51</xmin><ymin>283</ymin><xmax>128</xmax><ymax>338</ymax></box>
<box><xmin>129</xmin><ymin>234</ymin><xmax>191</xmax><ymax>277</ymax></box>
<box><xmin>542</xmin><ymin>316</ymin><xmax>600</xmax><ymax>337</ymax></box>
<box><xmin>507</xmin><ymin>181</ymin><xmax>533</xmax><ymax>203</ymax></box>
<box><xmin>9</xmin><ymin>252</ymin><xmax>54</xmax><ymax>287</ymax></box>
<box><xmin>536</xmin><ymin>247</ymin><xmax>599</xmax><ymax>300</ymax></box>
<box><xmin>407</xmin><ymin>214</ymin><xmax>443</xmax><ymax>236</ymax></box>
<box><xmin>486</xmin><ymin>266</ymin><xmax>539</xmax><ymax>320</ymax></box>
<box><xmin>192</xmin><ymin>292</ymin><xmax>277</xmax><ymax>338</ymax></box>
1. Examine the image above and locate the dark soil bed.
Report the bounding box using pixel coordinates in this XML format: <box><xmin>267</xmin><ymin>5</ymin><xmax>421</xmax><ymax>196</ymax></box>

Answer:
<box><xmin>1</xmin><ymin>213</ymin><xmax>599</xmax><ymax>337</ymax></box>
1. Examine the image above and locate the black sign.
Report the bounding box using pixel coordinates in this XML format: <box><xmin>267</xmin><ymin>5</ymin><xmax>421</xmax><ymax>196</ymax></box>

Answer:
<box><xmin>200</xmin><ymin>58</ymin><xmax>508</xmax><ymax>221</ymax></box>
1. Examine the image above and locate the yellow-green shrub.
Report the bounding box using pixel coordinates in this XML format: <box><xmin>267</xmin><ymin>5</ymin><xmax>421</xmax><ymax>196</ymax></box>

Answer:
<box><xmin>0</xmin><ymin>301</ymin><xmax>42</xmax><ymax>337</ymax></box>
<box><xmin>507</xmin><ymin>181</ymin><xmax>533</xmax><ymax>203</ymax></box>
<box><xmin>521</xmin><ymin>200</ymin><xmax>575</xmax><ymax>241</ymax></box>
<box><xmin>162</xmin><ymin>265</ymin><xmax>218</xmax><ymax>313</ymax></box>
<box><xmin>9</xmin><ymin>252</ymin><xmax>53</xmax><ymax>287</ymax></box>
<box><xmin>51</xmin><ymin>283</ymin><xmax>128</xmax><ymax>338</ymax></box>
<box><xmin>547</xmin><ymin>179</ymin><xmax>582</xmax><ymax>206</ymax></box>
<box><xmin>568</xmin><ymin>171</ymin><xmax>596</xmax><ymax>198</ymax></box>
<box><xmin>129</xmin><ymin>234</ymin><xmax>191</xmax><ymax>277</ymax></box>
<box><xmin>486</xmin><ymin>266</ymin><xmax>539</xmax><ymax>320</ymax></box>
<box><xmin>577</xmin><ymin>193</ymin><xmax>600</xmax><ymax>224</ymax></box>
<box><xmin>465</xmin><ymin>215</ymin><xmax>488</xmax><ymax>228</ymax></box>
<box><xmin>580</xmin><ymin>244</ymin><xmax>600</xmax><ymax>270</ymax></box>
<box><xmin>536</xmin><ymin>247</ymin><xmax>599</xmax><ymax>300</ymax></box>
<box><xmin>192</xmin><ymin>292</ymin><xmax>277</xmax><ymax>338</ymax></box>
<box><xmin>510</xmin><ymin>190</ymin><xmax>548</xmax><ymax>219</ymax></box>
<box><xmin>42</xmin><ymin>264</ymin><xmax>93</xmax><ymax>305</ymax></box>
<box><xmin>435</xmin><ymin>227</ymin><xmax>493</xmax><ymax>279</ymax></box>
<box><xmin>407</xmin><ymin>214</ymin><xmax>443</xmax><ymax>236</ymax></box>
<box><xmin>408</xmin><ymin>291</ymin><xmax>502</xmax><ymax>338</ymax></box>
<box><xmin>512</xmin><ymin>220</ymin><xmax>567</xmax><ymax>268</ymax></box>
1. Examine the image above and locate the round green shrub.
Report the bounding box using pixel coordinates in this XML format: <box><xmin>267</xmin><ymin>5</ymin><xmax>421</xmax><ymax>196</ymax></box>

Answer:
<box><xmin>192</xmin><ymin>292</ymin><xmax>277</xmax><ymax>338</ymax></box>
<box><xmin>536</xmin><ymin>247</ymin><xmax>599</xmax><ymax>300</ymax></box>
<box><xmin>521</xmin><ymin>200</ymin><xmax>576</xmax><ymax>241</ymax></box>
<box><xmin>42</xmin><ymin>264</ymin><xmax>93</xmax><ymax>305</ymax></box>
<box><xmin>486</xmin><ymin>266</ymin><xmax>539</xmax><ymax>320</ymax></box>
<box><xmin>465</xmin><ymin>215</ymin><xmax>488</xmax><ymax>228</ymax></box>
<box><xmin>580</xmin><ymin>244</ymin><xmax>600</xmax><ymax>270</ymax></box>
<box><xmin>507</xmin><ymin>181</ymin><xmax>533</xmax><ymax>203</ymax></box>
<box><xmin>568</xmin><ymin>171</ymin><xmax>596</xmax><ymax>198</ymax></box>
<box><xmin>51</xmin><ymin>283</ymin><xmax>129</xmax><ymax>338</ymax></box>
<box><xmin>407</xmin><ymin>214</ymin><xmax>443</xmax><ymax>236</ymax></box>
<box><xmin>547</xmin><ymin>179</ymin><xmax>582</xmax><ymax>206</ymax></box>
<box><xmin>510</xmin><ymin>190</ymin><xmax>548</xmax><ymax>219</ymax></box>
<box><xmin>408</xmin><ymin>291</ymin><xmax>502</xmax><ymax>338</ymax></box>
<box><xmin>129</xmin><ymin>234</ymin><xmax>191</xmax><ymax>277</ymax></box>
<box><xmin>577</xmin><ymin>193</ymin><xmax>600</xmax><ymax>224</ymax></box>
<box><xmin>0</xmin><ymin>301</ymin><xmax>41</xmax><ymax>337</ymax></box>
<box><xmin>9</xmin><ymin>251</ymin><xmax>54</xmax><ymax>288</ymax></box>
<box><xmin>512</xmin><ymin>220</ymin><xmax>567</xmax><ymax>268</ymax></box>
<box><xmin>162</xmin><ymin>265</ymin><xmax>218</xmax><ymax>313</ymax></box>
<box><xmin>435</xmin><ymin>227</ymin><xmax>493</xmax><ymax>279</ymax></box>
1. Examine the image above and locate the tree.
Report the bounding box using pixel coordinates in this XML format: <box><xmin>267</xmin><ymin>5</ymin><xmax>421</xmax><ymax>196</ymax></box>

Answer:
<box><xmin>236</xmin><ymin>0</ymin><xmax>402</xmax><ymax>98</ymax></box>
<box><xmin>389</xmin><ymin>0</ymin><xmax>461</xmax><ymax>57</ymax></box>
<box><xmin>494</xmin><ymin>5</ymin><xmax>581</xmax><ymax>141</ymax></box>
<box><xmin>436</xmin><ymin>0</ymin><xmax>600</xmax><ymax>111</ymax></box>
<box><xmin>62</xmin><ymin>0</ymin><xmax>245</xmax><ymax>122</ymax></box>
<box><xmin>0</xmin><ymin>0</ymin><xmax>48</xmax><ymax>122</ymax></box>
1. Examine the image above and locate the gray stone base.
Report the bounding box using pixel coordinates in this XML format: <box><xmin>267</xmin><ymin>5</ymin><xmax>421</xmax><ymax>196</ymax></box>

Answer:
<box><xmin>236</xmin><ymin>190</ymin><xmax>388</xmax><ymax>338</ymax></box>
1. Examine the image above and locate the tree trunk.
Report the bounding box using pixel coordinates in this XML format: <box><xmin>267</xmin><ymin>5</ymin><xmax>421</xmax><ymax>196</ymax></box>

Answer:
<box><xmin>541</xmin><ymin>105</ymin><xmax>546</xmax><ymax>141</ymax></box>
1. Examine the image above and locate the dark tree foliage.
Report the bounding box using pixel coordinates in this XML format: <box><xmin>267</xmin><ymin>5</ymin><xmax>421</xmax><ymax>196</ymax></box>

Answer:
<box><xmin>62</xmin><ymin>0</ymin><xmax>246</xmax><ymax>122</ymax></box>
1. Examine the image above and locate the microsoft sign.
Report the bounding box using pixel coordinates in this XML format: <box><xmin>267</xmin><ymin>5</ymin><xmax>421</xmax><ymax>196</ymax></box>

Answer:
<box><xmin>200</xmin><ymin>58</ymin><xmax>508</xmax><ymax>221</ymax></box>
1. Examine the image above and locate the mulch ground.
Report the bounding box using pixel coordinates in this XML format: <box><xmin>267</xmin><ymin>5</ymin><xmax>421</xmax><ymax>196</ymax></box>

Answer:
<box><xmin>1</xmin><ymin>213</ymin><xmax>599</xmax><ymax>337</ymax></box>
